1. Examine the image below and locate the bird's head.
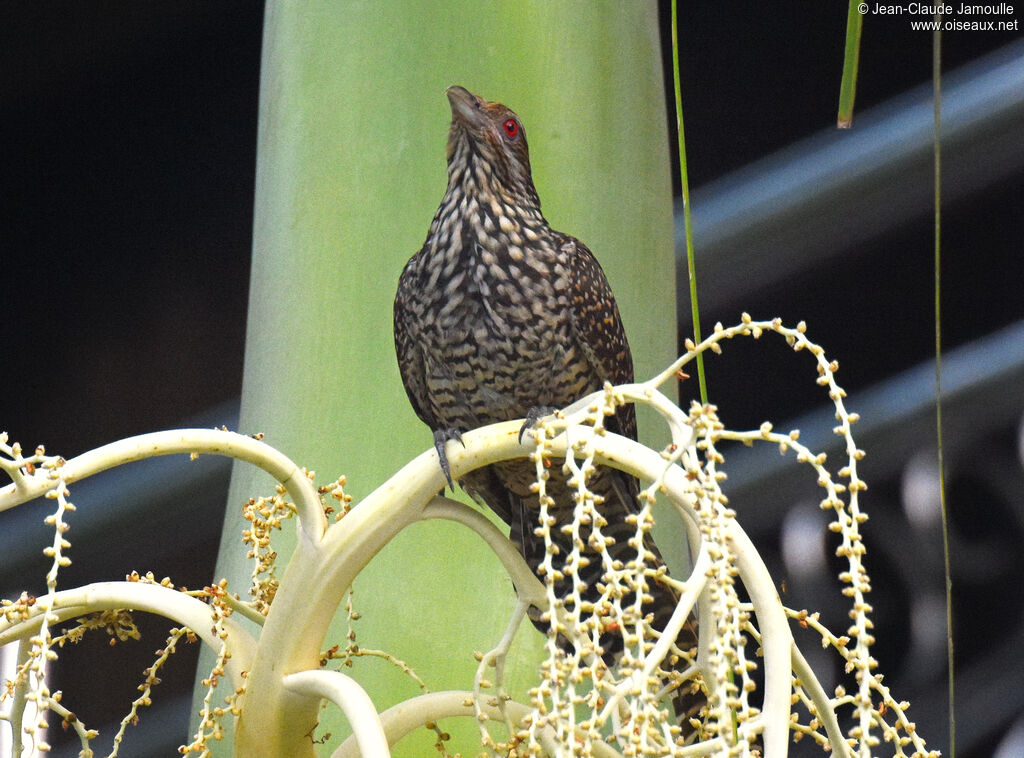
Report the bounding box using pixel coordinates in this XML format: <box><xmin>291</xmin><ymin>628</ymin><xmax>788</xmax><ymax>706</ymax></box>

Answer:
<box><xmin>445</xmin><ymin>85</ymin><xmax>539</xmax><ymax>208</ymax></box>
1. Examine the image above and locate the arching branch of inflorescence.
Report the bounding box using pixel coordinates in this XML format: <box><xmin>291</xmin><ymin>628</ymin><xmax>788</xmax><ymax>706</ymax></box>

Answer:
<box><xmin>0</xmin><ymin>316</ymin><xmax>938</xmax><ymax>758</ymax></box>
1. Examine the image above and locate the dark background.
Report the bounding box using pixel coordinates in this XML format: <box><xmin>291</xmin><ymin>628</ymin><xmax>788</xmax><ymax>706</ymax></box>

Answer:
<box><xmin>2</xmin><ymin>2</ymin><xmax>1021</xmax><ymax>756</ymax></box>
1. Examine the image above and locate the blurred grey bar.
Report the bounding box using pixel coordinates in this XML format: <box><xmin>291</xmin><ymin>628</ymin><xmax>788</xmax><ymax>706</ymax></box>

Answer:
<box><xmin>722</xmin><ymin>318</ymin><xmax>1024</xmax><ymax>531</ymax></box>
<box><xmin>678</xmin><ymin>39</ymin><xmax>1024</xmax><ymax>316</ymax></box>
<box><xmin>0</xmin><ymin>399</ymin><xmax>239</xmax><ymax>583</ymax></box>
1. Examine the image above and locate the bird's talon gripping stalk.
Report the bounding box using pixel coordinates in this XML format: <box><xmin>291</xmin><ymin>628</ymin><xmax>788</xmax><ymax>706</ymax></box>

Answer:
<box><xmin>518</xmin><ymin>406</ymin><xmax>559</xmax><ymax>444</ymax></box>
<box><xmin>433</xmin><ymin>427</ymin><xmax>465</xmax><ymax>491</ymax></box>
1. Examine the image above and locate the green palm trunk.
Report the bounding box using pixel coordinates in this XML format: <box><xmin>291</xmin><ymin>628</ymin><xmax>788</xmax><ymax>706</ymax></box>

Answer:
<box><xmin>196</xmin><ymin>2</ymin><xmax>677</xmax><ymax>754</ymax></box>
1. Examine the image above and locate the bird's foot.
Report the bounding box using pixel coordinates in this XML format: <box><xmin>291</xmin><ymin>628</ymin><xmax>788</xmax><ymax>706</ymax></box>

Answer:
<box><xmin>433</xmin><ymin>427</ymin><xmax>465</xmax><ymax>492</ymax></box>
<box><xmin>518</xmin><ymin>405</ymin><xmax>559</xmax><ymax>444</ymax></box>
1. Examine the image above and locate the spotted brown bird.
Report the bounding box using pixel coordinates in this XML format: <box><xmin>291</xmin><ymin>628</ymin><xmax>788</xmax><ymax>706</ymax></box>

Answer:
<box><xmin>394</xmin><ymin>86</ymin><xmax>692</xmax><ymax>677</ymax></box>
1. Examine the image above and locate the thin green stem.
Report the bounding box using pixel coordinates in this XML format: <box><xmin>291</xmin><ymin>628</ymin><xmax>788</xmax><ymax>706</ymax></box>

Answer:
<box><xmin>838</xmin><ymin>1</ymin><xmax>864</xmax><ymax>128</ymax></box>
<box><xmin>932</xmin><ymin>20</ymin><xmax>956</xmax><ymax>758</ymax></box>
<box><xmin>671</xmin><ymin>0</ymin><xmax>707</xmax><ymax>405</ymax></box>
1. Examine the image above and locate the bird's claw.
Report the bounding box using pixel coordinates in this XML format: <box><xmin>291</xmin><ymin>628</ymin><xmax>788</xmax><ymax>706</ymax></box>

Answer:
<box><xmin>433</xmin><ymin>427</ymin><xmax>465</xmax><ymax>492</ymax></box>
<box><xmin>518</xmin><ymin>405</ymin><xmax>559</xmax><ymax>444</ymax></box>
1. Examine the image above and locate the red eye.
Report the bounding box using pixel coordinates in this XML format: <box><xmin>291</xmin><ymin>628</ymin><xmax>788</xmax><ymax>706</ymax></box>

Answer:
<box><xmin>503</xmin><ymin>119</ymin><xmax>519</xmax><ymax>139</ymax></box>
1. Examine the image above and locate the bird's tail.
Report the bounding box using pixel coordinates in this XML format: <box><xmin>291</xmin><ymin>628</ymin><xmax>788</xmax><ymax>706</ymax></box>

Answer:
<box><xmin>476</xmin><ymin>459</ymin><xmax>704</xmax><ymax>728</ymax></box>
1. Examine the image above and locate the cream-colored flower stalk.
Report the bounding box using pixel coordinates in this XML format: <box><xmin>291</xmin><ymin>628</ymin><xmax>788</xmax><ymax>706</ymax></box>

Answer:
<box><xmin>1</xmin><ymin>318</ymin><xmax>938</xmax><ymax>757</ymax></box>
